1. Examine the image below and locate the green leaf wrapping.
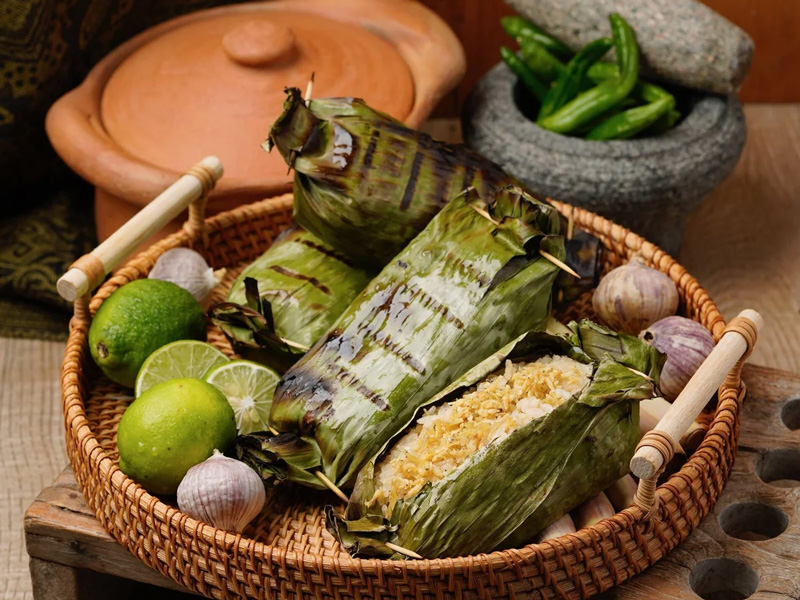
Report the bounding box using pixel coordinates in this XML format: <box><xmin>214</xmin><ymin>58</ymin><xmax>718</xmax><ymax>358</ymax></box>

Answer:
<box><xmin>210</xmin><ymin>227</ymin><xmax>373</xmax><ymax>373</ymax></box>
<box><xmin>329</xmin><ymin>321</ymin><xmax>663</xmax><ymax>559</ymax></box>
<box><xmin>266</xmin><ymin>88</ymin><xmax>517</xmax><ymax>268</ymax></box>
<box><xmin>236</xmin><ymin>186</ymin><xmax>565</xmax><ymax>489</ymax></box>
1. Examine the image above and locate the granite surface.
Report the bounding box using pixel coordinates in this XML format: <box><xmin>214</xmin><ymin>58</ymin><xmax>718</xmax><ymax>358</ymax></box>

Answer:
<box><xmin>462</xmin><ymin>64</ymin><xmax>747</xmax><ymax>255</ymax></box>
<box><xmin>506</xmin><ymin>0</ymin><xmax>753</xmax><ymax>96</ymax></box>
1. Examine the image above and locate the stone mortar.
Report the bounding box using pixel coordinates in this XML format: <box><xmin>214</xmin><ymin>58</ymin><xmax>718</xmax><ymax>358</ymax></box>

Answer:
<box><xmin>462</xmin><ymin>63</ymin><xmax>747</xmax><ymax>255</ymax></box>
<box><xmin>506</xmin><ymin>0</ymin><xmax>753</xmax><ymax>96</ymax></box>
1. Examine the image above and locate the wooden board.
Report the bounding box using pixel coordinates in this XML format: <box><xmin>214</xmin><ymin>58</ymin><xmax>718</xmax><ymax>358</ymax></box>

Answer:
<box><xmin>24</xmin><ymin>469</ymin><xmax>198</xmax><ymax>595</ymax></box>
<box><xmin>23</xmin><ymin>363</ymin><xmax>800</xmax><ymax>599</ymax></box>
<box><xmin>679</xmin><ymin>105</ymin><xmax>800</xmax><ymax>374</ymax></box>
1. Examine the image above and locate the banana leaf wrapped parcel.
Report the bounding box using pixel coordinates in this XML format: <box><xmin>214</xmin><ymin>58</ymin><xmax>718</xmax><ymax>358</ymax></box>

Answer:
<box><xmin>265</xmin><ymin>88</ymin><xmax>516</xmax><ymax>267</ymax></box>
<box><xmin>237</xmin><ymin>186</ymin><xmax>565</xmax><ymax>490</ymax></box>
<box><xmin>211</xmin><ymin>227</ymin><xmax>373</xmax><ymax>372</ymax></box>
<box><xmin>328</xmin><ymin>320</ymin><xmax>663</xmax><ymax>559</ymax></box>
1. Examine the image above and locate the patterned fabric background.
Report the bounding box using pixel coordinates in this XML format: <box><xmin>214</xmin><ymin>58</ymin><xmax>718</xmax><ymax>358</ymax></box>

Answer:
<box><xmin>0</xmin><ymin>0</ymin><xmax>253</xmax><ymax>338</ymax></box>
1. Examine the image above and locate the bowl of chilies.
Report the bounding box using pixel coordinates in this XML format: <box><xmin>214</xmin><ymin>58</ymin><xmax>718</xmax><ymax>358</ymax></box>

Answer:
<box><xmin>462</xmin><ymin>13</ymin><xmax>746</xmax><ymax>255</ymax></box>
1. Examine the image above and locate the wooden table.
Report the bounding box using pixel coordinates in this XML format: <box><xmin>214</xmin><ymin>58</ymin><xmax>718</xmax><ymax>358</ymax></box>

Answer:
<box><xmin>23</xmin><ymin>363</ymin><xmax>800</xmax><ymax>600</ymax></box>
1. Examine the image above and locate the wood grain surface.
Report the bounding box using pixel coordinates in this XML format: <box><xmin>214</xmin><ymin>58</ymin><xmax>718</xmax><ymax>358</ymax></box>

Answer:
<box><xmin>679</xmin><ymin>105</ymin><xmax>800</xmax><ymax>374</ymax></box>
<box><xmin>421</xmin><ymin>0</ymin><xmax>800</xmax><ymax>115</ymax></box>
<box><xmin>20</xmin><ymin>363</ymin><xmax>800</xmax><ymax>599</ymax></box>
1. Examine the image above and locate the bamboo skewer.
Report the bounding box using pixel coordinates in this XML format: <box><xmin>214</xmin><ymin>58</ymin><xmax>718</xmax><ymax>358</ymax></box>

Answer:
<box><xmin>287</xmin><ymin>73</ymin><xmax>317</xmax><ymax>173</ymax></box>
<box><xmin>468</xmin><ymin>204</ymin><xmax>499</xmax><ymax>224</ymax></box>
<box><xmin>304</xmin><ymin>72</ymin><xmax>315</xmax><ymax>105</ymax></box>
<box><xmin>385</xmin><ymin>542</ymin><xmax>423</xmax><ymax>560</ymax></box>
<box><xmin>540</xmin><ymin>250</ymin><xmax>580</xmax><ymax>278</ymax></box>
<box><xmin>314</xmin><ymin>471</ymin><xmax>349</xmax><ymax>503</ymax></box>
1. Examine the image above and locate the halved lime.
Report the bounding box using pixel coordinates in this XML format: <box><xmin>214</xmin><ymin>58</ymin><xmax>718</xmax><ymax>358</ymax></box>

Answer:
<box><xmin>135</xmin><ymin>340</ymin><xmax>229</xmax><ymax>397</ymax></box>
<box><xmin>204</xmin><ymin>360</ymin><xmax>280</xmax><ymax>435</ymax></box>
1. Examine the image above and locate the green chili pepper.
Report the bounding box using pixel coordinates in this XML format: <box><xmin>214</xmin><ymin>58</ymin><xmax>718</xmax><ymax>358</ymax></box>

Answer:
<box><xmin>641</xmin><ymin>108</ymin><xmax>682</xmax><ymax>136</ymax></box>
<box><xmin>538</xmin><ymin>38</ymin><xmax>613</xmax><ymax>121</ymax></box>
<box><xmin>537</xmin><ymin>13</ymin><xmax>639</xmax><ymax>134</ymax></box>
<box><xmin>500</xmin><ymin>46</ymin><xmax>549</xmax><ymax>103</ymax></box>
<box><xmin>501</xmin><ymin>15</ymin><xmax>574</xmax><ymax>59</ymax></box>
<box><xmin>586</xmin><ymin>62</ymin><xmax>675</xmax><ymax>104</ymax></box>
<box><xmin>519</xmin><ymin>40</ymin><xmax>567</xmax><ymax>83</ymax></box>
<box><xmin>585</xmin><ymin>96</ymin><xmax>674</xmax><ymax>140</ymax></box>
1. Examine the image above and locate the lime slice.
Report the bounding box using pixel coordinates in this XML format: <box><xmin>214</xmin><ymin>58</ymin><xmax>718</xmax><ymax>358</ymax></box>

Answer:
<box><xmin>135</xmin><ymin>340</ymin><xmax>229</xmax><ymax>397</ymax></box>
<box><xmin>204</xmin><ymin>360</ymin><xmax>280</xmax><ymax>435</ymax></box>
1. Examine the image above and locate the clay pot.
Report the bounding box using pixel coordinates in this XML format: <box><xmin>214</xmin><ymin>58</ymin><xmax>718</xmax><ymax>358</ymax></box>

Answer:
<box><xmin>462</xmin><ymin>64</ymin><xmax>746</xmax><ymax>256</ymax></box>
<box><xmin>46</xmin><ymin>0</ymin><xmax>465</xmax><ymax>242</ymax></box>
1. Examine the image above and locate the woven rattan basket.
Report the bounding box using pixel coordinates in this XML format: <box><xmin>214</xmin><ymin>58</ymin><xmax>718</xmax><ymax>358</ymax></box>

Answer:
<box><xmin>59</xmin><ymin>158</ymin><xmax>759</xmax><ymax>600</ymax></box>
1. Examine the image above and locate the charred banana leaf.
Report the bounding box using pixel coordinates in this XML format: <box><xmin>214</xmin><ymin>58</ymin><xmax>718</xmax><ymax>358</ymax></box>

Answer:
<box><xmin>265</xmin><ymin>88</ymin><xmax>516</xmax><ymax>268</ymax></box>
<box><xmin>211</xmin><ymin>227</ymin><xmax>372</xmax><ymax>373</ymax></box>
<box><xmin>236</xmin><ymin>186</ymin><xmax>565</xmax><ymax>489</ymax></box>
<box><xmin>329</xmin><ymin>320</ymin><xmax>663</xmax><ymax>559</ymax></box>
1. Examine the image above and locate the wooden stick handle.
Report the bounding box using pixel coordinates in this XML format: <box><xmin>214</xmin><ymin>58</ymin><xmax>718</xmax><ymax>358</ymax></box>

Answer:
<box><xmin>630</xmin><ymin>309</ymin><xmax>762</xmax><ymax>480</ymax></box>
<box><xmin>56</xmin><ymin>156</ymin><xmax>223</xmax><ymax>302</ymax></box>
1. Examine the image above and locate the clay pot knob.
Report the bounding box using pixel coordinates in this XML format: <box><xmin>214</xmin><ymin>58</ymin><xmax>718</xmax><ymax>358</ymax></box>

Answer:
<box><xmin>222</xmin><ymin>20</ymin><xmax>296</xmax><ymax>67</ymax></box>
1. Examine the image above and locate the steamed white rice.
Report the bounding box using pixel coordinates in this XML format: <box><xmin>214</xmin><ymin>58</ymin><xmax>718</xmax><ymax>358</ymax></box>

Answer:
<box><xmin>370</xmin><ymin>355</ymin><xmax>593</xmax><ymax>515</ymax></box>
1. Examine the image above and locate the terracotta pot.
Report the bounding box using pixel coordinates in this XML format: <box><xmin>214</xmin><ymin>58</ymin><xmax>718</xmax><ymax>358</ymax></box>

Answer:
<box><xmin>46</xmin><ymin>0</ymin><xmax>465</xmax><ymax>242</ymax></box>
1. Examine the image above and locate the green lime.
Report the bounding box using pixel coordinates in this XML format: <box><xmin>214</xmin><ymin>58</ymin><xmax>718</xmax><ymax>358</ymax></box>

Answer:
<box><xmin>89</xmin><ymin>279</ymin><xmax>206</xmax><ymax>388</ymax></box>
<box><xmin>117</xmin><ymin>378</ymin><xmax>236</xmax><ymax>495</ymax></box>
<box><xmin>204</xmin><ymin>360</ymin><xmax>280</xmax><ymax>434</ymax></box>
<box><xmin>135</xmin><ymin>340</ymin><xmax>229</xmax><ymax>397</ymax></box>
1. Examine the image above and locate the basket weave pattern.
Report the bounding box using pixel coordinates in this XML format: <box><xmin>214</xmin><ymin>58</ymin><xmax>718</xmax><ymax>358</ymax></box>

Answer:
<box><xmin>61</xmin><ymin>194</ymin><xmax>740</xmax><ymax>600</ymax></box>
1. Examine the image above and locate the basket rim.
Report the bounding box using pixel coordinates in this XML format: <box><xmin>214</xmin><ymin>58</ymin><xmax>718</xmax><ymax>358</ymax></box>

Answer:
<box><xmin>61</xmin><ymin>194</ymin><xmax>732</xmax><ymax>582</ymax></box>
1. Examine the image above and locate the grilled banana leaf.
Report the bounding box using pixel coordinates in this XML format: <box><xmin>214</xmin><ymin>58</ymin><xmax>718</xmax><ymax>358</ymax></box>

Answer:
<box><xmin>210</xmin><ymin>227</ymin><xmax>372</xmax><ymax>373</ymax></box>
<box><xmin>236</xmin><ymin>186</ymin><xmax>565</xmax><ymax>489</ymax></box>
<box><xmin>265</xmin><ymin>88</ymin><xmax>516</xmax><ymax>268</ymax></box>
<box><xmin>329</xmin><ymin>320</ymin><xmax>663</xmax><ymax>559</ymax></box>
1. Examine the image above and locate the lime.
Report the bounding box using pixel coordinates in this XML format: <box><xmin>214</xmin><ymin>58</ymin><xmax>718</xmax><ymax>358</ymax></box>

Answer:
<box><xmin>204</xmin><ymin>360</ymin><xmax>280</xmax><ymax>434</ymax></box>
<box><xmin>135</xmin><ymin>340</ymin><xmax>229</xmax><ymax>397</ymax></box>
<box><xmin>117</xmin><ymin>378</ymin><xmax>236</xmax><ymax>495</ymax></box>
<box><xmin>89</xmin><ymin>279</ymin><xmax>206</xmax><ymax>388</ymax></box>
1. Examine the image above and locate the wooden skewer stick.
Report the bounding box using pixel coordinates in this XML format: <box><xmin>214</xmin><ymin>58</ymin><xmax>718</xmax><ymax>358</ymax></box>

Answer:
<box><xmin>467</xmin><ymin>204</ymin><xmax>580</xmax><ymax>279</ymax></box>
<box><xmin>281</xmin><ymin>337</ymin><xmax>311</xmax><ymax>352</ymax></box>
<box><xmin>287</xmin><ymin>73</ymin><xmax>317</xmax><ymax>174</ymax></box>
<box><xmin>385</xmin><ymin>542</ymin><xmax>423</xmax><ymax>560</ymax></box>
<box><xmin>540</xmin><ymin>250</ymin><xmax>580</xmax><ymax>278</ymax></box>
<box><xmin>468</xmin><ymin>204</ymin><xmax>499</xmax><ymax>225</ymax></box>
<box><xmin>304</xmin><ymin>72</ymin><xmax>315</xmax><ymax>104</ymax></box>
<box><xmin>315</xmin><ymin>471</ymin><xmax>349</xmax><ymax>503</ymax></box>
<box><xmin>567</xmin><ymin>206</ymin><xmax>575</xmax><ymax>241</ymax></box>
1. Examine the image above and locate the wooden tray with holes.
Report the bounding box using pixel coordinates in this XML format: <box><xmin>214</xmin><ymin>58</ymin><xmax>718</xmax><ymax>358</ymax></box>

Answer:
<box><xmin>56</xmin><ymin>157</ymin><xmax>764</xmax><ymax>600</ymax></box>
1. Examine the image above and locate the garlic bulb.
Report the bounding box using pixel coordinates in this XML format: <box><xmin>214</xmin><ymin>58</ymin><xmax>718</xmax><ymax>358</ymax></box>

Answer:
<box><xmin>592</xmin><ymin>255</ymin><xmax>678</xmax><ymax>334</ymax></box>
<box><xmin>641</xmin><ymin>316</ymin><xmax>715</xmax><ymax>401</ymax></box>
<box><xmin>177</xmin><ymin>450</ymin><xmax>266</xmax><ymax>532</ymax></box>
<box><xmin>149</xmin><ymin>248</ymin><xmax>223</xmax><ymax>306</ymax></box>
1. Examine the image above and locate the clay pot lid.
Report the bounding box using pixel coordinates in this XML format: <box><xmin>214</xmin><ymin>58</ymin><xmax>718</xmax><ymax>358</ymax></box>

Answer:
<box><xmin>100</xmin><ymin>8</ymin><xmax>415</xmax><ymax>184</ymax></box>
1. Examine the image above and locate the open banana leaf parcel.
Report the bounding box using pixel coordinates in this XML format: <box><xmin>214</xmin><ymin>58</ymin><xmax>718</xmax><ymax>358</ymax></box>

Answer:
<box><xmin>211</xmin><ymin>227</ymin><xmax>373</xmax><ymax>373</ymax></box>
<box><xmin>328</xmin><ymin>320</ymin><xmax>663</xmax><ymax>559</ymax></box>
<box><xmin>236</xmin><ymin>186</ymin><xmax>566</xmax><ymax>490</ymax></box>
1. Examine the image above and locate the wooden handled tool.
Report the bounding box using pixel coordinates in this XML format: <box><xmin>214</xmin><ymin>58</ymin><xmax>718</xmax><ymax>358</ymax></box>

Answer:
<box><xmin>630</xmin><ymin>308</ymin><xmax>762</xmax><ymax>515</ymax></box>
<box><xmin>57</xmin><ymin>156</ymin><xmax>222</xmax><ymax>303</ymax></box>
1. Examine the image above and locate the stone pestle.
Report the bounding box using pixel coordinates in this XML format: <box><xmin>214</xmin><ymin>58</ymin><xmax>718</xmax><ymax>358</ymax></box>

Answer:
<box><xmin>506</xmin><ymin>0</ymin><xmax>754</xmax><ymax>95</ymax></box>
